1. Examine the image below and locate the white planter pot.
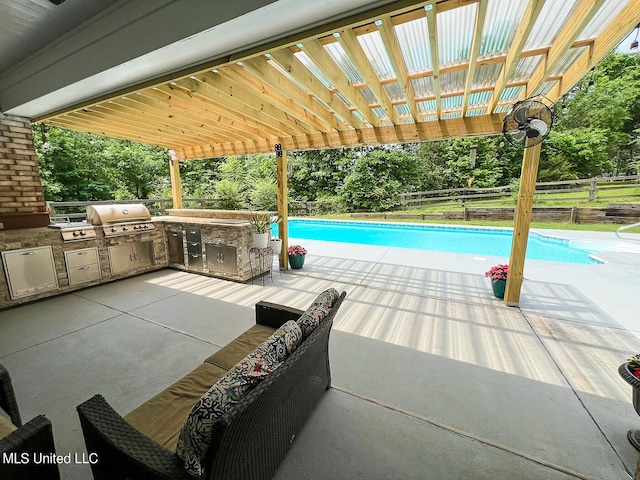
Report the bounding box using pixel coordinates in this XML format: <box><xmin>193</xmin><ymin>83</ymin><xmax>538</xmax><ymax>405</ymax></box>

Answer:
<box><xmin>269</xmin><ymin>238</ymin><xmax>283</xmax><ymax>255</ymax></box>
<box><xmin>252</xmin><ymin>232</ymin><xmax>269</xmax><ymax>249</ymax></box>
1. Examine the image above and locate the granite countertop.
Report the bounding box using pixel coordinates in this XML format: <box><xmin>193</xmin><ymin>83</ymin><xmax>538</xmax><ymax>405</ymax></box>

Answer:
<box><xmin>153</xmin><ymin>216</ymin><xmax>251</xmax><ymax>226</ymax></box>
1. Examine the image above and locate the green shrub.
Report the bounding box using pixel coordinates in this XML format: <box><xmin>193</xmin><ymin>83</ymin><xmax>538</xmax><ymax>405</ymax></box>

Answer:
<box><xmin>250</xmin><ymin>179</ymin><xmax>278</xmax><ymax>211</ymax></box>
<box><xmin>214</xmin><ymin>179</ymin><xmax>246</xmax><ymax>210</ymax></box>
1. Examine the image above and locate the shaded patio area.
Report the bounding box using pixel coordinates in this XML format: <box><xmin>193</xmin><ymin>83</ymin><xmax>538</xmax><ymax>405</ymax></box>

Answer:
<box><xmin>2</xmin><ymin>230</ymin><xmax>640</xmax><ymax>479</ymax></box>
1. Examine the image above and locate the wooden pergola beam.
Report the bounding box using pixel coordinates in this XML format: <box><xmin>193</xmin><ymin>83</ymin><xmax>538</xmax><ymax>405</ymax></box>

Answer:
<box><xmin>300</xmin><ymin>39</ymin><xmax>382</xmax><ymax>127</ymax></box>
<box><xmin>489</xmin><ymin>0</ymin><xmax>546</xmax><ymax>113</ymax></box>
<box><xmin>461</xmin><ymin>0</ymin><xmax>488</xmax><ymax>117</ymax></box>
<box><xmin>268</xmin><ymin>48</ymin><xmax>367</xmax><ymax>130</ymax></box>
<box><xmin>504</xmin><ymin>138</ymin><xmax>542</xmax><ymax>306</ymax></box>
<box><xmin>336</xmin><ymin>27</ymin><xmax>402</xmax><ymax>124</ymax></box>
<box><xmin>173</xmin><ymin>113</ymin><xmax>505</xmax><ymax>159</ymax></box>
<box><xmin>376</xmin><ymin>15</ymin><xmax>420</xmax><ymax>122</ymax></box>
<box><xmin>526</xmin><ymin>0</ymin><xmax>606</xmax><ymax>97</ymax></box>
<box><xmin>425</xmin><ymin>5</ymin><xmax>441</xmax><ymax>118</ymax></box>
<box><xmin>275</xmin><ymin>144</ymin><xmax>289</xmax><ymax>270</ymax></box>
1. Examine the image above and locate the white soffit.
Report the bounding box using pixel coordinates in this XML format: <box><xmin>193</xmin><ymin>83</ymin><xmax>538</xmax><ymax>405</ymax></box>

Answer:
<box><xmin>0</xmin><ymin>0</ymin><xmax>396</xmax><ymax>119</ymax></box>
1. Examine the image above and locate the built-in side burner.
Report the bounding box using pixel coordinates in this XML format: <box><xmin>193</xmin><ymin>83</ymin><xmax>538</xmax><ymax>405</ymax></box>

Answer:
<box><xmin>48</xmin><ymin>222</ymin><xmax>97</xmax><ymax>242</ymax></box>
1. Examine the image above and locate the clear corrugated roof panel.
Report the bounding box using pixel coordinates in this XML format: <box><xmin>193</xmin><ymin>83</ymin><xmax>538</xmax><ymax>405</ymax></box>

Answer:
<box><xmin>466</xmin><ymin>108</ymin><xmax>487</xmax><ymax>117</ymax></box>
<box><xmin>534</xmin><ymin>80</ymin><xmax>557</xmax><ymax>96</ymax></box>
<box><xmin>357</xmin><ymin>31</ymin><xmax>396</xmax><ymax>81</ymax></box>
<box><xmin>395</xmin><ymin>18</ymin><xmax>432</xmax><ymax>74</ymax></box>
<box><xmin>423</xmin><ymin>114</ymin><xmax>438</xmax><ymax>122</ymax></box>
<box><xmin>479</xmin><ymin>0</ymin><xmax>528</xmax><ymax>58</ymax></box>
<box><xmin>359</xmin><ymin>87</ymin><xmax>377</xmax><ymax>105</ymax></box>
<box><xmin>493</xmin><ymin>105</ymin><xmax>511</xmax><ymax>113</ymax></box>
<box><xmin>395</xmin><ymin>104</ymin><xmax>411</xmax><ymax>118</ymax></box>
<box><xmin>400</xmin><ymin>117</ymin><xmax>415</xmax><ymax>125</ymax></box>
<box><xmin>440</xmin><ymin>70</ymin><xmax>466</xmax><ymax>94</ymax></box>
<box><xmin>437</xmin><ymin>3</ymin><xmax>477</xmax><ymax>66</ymax></box>
<box><xmin>442</xmin><ymin>95</ymin><xmax>463</xmax><ymax>111</ymax></box>
<box><xmin>468</xmin><ymin>91</ymin><xmax>492</xmax><ymax>108</ymax></box>
<box><xmin>525</xmin><ymin>0</ymin><xmax>580</xmax><ymax>50</ymax></box>
<box><xmin>418</xmin><ymin>100</ymin><xmax>436</xmax><ymax>114</ymax></box>
<box><xmin>511</xmin><ymin>55</ymin><xmax>543</xmax><ymax>82</ymax></box>
<box><xmin>549</xmin><ymin>47</ymin><xmax>588</xmax><ymax>77</ymax></box>
<box><xmin>499</xmin><ymin>86</ymin><xmax>524</xmax><ymax>102</ymax></box>
<box><xmin>442</xmin><ymin>111</ymin><xmax>462</xmax><ymax>119</ymax></box>
<box><xmin>412</xmin><ymin>77</ymin><xmax>434</xmax><ymax>98</ymax></box>
<box><xmin>383</xmin><ymin>83</ymin><xmax>405</xmax><ymax>103</ymax></box>
<box><xmin>579</xmin><ymin>0</ymin><xmax>630</xmax><ymax>40</ymax></box>
<box><xmin>473</xmin><ymin>63</ymin><xmax>502</xmax><ymax>88</ymax></box>
<box><xmin>324</xmin><ymin>42</ymin><xmax>363</xmax><ymax>84</ymax></box>
<box><xmin>335</xmin><ymin>92</ymin><xmax>354</xmax><ymax>109</ymax></box>
<box><xmin>372</xmin><ymin>106</ymin><xmax>388</xmax><ymax>120</ymax></box>
<box><xmin>294</xmin><ymin>51</ymin><xmax>333</xmax><ymax>89</ymax></box>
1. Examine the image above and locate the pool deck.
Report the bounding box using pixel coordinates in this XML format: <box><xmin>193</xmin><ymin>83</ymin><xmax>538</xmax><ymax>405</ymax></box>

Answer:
<box><xmin>2</xmin><ymin>227</ymin><xmax>640</xmax><ymax>479</ymax></box>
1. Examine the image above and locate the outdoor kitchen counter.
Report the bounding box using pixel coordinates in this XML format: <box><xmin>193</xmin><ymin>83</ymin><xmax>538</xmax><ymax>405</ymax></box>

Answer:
<box><xmin>154</xmin><ymin>215</ymin><xmax>269</xmax><ymax>283</ymax></box>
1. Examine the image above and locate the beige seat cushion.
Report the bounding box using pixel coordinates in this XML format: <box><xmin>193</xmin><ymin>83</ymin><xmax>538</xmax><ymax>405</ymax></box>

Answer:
<box><xmin>124</xmin><ymin>362</ymin><xmax>227</xmax><ymax>453</ymax></box>
<box><xmin>204</xmin><ymin>324</ymin><xmax>275</xmax><ymax>370</ymax></box>
<box><xmin>0</xmin><ymin>414</ymin><xmax>17</xmax><ymax>440</ymax></box>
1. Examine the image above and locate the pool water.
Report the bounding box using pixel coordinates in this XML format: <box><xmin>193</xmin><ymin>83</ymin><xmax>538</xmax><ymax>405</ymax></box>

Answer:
<box><xmin>273</xmin><ymin>219</ymin><xmax>602</xmax><ymax>265</ymax></box>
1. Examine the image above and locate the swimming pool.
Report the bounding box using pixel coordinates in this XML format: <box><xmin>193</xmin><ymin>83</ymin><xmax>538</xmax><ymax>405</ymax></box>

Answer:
<box><xmin>273</xmin><ymin>219</ymin><xmax>603</xmax><ymax>265</ymax></box>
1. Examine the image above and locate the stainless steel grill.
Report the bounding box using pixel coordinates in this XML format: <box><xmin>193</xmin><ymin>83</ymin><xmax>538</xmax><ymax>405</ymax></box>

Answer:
<box><xmin>85</xmin><ymin>204</ymin><xmax>155</xmax><ymax>237</ymax></box>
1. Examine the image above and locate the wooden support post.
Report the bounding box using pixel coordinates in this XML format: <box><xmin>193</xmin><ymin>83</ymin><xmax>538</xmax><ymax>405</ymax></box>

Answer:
<box><xmin>276</xmin><ymin>144</ymin><xmax>289</xmax><ymax>270</ymax></box>
<box><xmin>169</xmin><ymin>150</ymin><xmax>183</xmax><ymax>209</ymax></box>
<box><xmin>504</xmin><ymin>139</ymin><xmax>542</xmax><ymax>307</ymax></box>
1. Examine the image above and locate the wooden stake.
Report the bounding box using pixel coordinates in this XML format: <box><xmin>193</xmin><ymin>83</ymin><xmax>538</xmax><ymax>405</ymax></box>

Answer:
<box><xmin>169</xmin><ymin>150</ymin><xmax>183</xmax><ymax>209</ymax></box>
<box><xmin>276</xmin><ymin>144</ymin><xmax>289</xmax><ymax>270</ymax></box>
<box><xmin>504</xmin><ymin>138</ymin><xmax>542</xmax><ymax>306</ymax></box>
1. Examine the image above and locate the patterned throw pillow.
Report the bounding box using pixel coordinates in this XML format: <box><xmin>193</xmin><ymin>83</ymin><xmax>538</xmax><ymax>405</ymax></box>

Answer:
<box><xmin>296</xmin><ymin>288</ymin><xmax>340</xmax><ymax>338</ymax></box>
<box><xmin>176</xmin><ymin>321</ymin><xmax>302</xmax><ymax>477</ymax></box>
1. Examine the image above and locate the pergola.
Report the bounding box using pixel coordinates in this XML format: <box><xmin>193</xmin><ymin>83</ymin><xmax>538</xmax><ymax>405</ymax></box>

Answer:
<box><xmin>32</xmin><ymin>0</ymin><xmax>640</xmax><ymax>305</ymax></box>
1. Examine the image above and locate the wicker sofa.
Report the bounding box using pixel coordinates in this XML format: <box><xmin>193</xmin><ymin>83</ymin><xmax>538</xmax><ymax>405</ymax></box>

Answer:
<box><xmin>0</xmin><ymin>363</ymin><xmax>61</xmax><ymax>480</ymax></box>
<box><xmin>77</xmin><ymin>289</ymin><xmax>346</xmax><ymax>480</ymax></box>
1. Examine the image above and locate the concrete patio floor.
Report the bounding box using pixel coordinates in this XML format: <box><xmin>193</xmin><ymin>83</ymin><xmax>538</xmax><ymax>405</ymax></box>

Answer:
<box><xmin>2</xmin><ymin>228</ymin><xmax>640</xmax><ymax>479</ymax></box>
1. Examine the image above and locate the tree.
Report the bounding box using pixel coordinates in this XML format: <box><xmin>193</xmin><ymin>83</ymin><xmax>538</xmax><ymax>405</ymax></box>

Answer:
<box><xmin>340</xmin><ymin>148</ymin><xmax>420</xmax><ymax>211</ymax></box>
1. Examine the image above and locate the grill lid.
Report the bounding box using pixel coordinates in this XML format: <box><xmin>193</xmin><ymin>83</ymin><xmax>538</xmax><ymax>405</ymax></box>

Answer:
<box><xmin>86</xmin><ymin>204</ymin><xmax>151</xmax><ymax>225</ymax></box>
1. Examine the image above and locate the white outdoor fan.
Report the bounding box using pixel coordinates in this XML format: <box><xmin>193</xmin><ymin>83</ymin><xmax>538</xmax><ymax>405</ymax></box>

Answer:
<box><xmin>502</xmin><ymin>96</ymin><xmax>556</xmax><ymax>147</ymax></box>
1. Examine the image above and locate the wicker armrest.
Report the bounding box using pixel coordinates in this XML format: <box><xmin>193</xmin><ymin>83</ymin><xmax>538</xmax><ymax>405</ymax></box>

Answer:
<box><xmin>255</xmin><ymin>301</ymin><xmax>304</xmax><ymax>328</ymax></box>
<box><xmin>76</xmin><ymin>395</ymin><xmax>192</xmax><ymax>480</ymax></box>
<box><xmin>0</xmin><ymin>415</ymin><xmax>61</xmax><ymax>480</ymax></box>
<box><xmin>0</xmin><ymin>363</ymin><xmax>22</xmax><ymax>427</ymax></box>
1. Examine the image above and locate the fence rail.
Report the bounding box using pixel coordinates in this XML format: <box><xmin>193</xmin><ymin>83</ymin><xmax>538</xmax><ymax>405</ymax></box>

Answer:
<box><xmin>46</xmin><ymin>175</ymin><xmax>640</xmax><ymax>221</ymax></box>
<box><xmin>398</xmin><ymin>175</ymin><xmax>640</xmax><ymax>208</ymax></box>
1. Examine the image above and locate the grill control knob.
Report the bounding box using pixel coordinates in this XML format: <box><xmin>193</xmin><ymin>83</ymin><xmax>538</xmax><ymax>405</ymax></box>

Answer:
<box><xmin>80</xmin><ymin>230</ymin><xmax>87</xmax><ymax>236</ymax></box>
<box><xmin>73</xmin><ymin>231</ymin><xmax>80</xmax><ymax>237</ymax></box>
<box><xmin>123</xmin><ymin>226</ymin><xmax>128</xmax><ymax>231</ymax></box>
<box><xmin>111</xmin><ymin>227</ymin><xmax>117</xmax><ymax>233</ymax></box>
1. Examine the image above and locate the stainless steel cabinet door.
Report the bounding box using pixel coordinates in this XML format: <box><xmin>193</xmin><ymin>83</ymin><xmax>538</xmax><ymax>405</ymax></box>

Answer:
<box><xmin>205</xmin><ymin>244</ymin><xmax>237</xmax><ymax>274</ymax></box>
<box><xmin>2</xmin><ymin>246</ymin><xmax>58</xmax><ymax>299</ymax></box>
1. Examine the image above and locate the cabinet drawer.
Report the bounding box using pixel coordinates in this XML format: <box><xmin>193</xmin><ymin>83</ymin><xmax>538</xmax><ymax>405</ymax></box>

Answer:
<box><xmin>65</xmin><ymin>247</ymin><xmax>99</xmax><ymax>268</ymax></box>
<box><xmin>68</xmin><ymin>264</ymin><xmax>101</xmax><ymax>286</ymax></box>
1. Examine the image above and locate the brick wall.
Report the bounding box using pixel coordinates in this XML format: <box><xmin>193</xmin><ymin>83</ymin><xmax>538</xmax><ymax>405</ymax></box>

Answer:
<box><xmin>0</xmin><ymin>113</ymin><xmax>46</xmax><ymax>214</ymax></box>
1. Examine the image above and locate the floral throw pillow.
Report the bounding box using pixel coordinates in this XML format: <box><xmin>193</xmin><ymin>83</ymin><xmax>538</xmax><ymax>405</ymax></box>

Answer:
<box><xmin>296</xmin><ymin>288</ymin><xmax>340</xmax><ymax>338</ymax></box>
<box><xmin>176</xmin><ymin>321</ymin><xmax>302</xmax><ymax>477</ymax></box>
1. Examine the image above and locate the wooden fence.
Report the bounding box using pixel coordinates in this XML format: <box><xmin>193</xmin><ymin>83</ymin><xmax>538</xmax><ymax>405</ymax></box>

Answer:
<box><xmin>398</xmin><ymin>175</ymin><xmax>640</xmax><ymax>208</ymax></box>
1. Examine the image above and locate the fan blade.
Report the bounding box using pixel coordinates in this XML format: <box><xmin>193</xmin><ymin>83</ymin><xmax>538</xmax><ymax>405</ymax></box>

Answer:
<box><xmin>513</xmin><ymin>105</ymin><xmax>530</xmax><ymax>125</ymax></box>
<box><xmin>528</xmin><ymin>118</ymin><xmax>548</xmax><ymax>137</ymax></box>
<box><xmin>511</xmin><ymin>130</ymin><xmax>526</xmax><ymax>143</ymax></box>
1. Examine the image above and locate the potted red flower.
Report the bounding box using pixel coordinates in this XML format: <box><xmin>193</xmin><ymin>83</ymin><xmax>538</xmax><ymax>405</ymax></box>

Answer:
<box><xmin>288</xmin><ymin>245</ymin><xmax>307</xmax><ymax>269</ymax></box>
<box><xmin>485</xmin><ymin>264</ymin><xmax>508</xmax><ymax>299</ymax></box>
